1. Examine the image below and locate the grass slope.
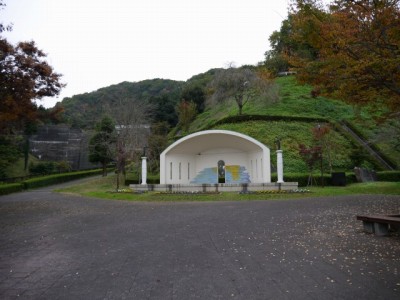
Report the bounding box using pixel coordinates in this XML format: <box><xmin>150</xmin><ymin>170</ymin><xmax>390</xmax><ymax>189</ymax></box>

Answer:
<box><xmin>4</xmin><ymin>155</ymin><xmax>39</xmax><ymax>179</ymax></box>
<box><xmin>213</xmin><ymin>120</ymin><xmax>353</xmax><ymax>173</ymax></box>
<box><xmin>188</xmin><ymin>76</ymin><xmax>355</xmax><ymax>133</ymax></box>
<box><xmin>184</xmin><ymin>76</ymin><xmax>381</xmax><ymax>172</ymax></box>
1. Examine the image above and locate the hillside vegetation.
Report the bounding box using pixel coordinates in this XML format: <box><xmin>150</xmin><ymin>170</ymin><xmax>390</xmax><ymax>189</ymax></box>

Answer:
<box><xmin>58</xmin><ymin>79</ymin><xmax>184</xmax><ymax>129</ymax></box>
<box><xmin>184</xmin><ymin>76</ymin><xmax>360</xmax><ymax>173</ymax></box>
<box><xmin>57</xmin><ymin>72</ymin><xmax>399</xmax><ymax>174</ymax></box>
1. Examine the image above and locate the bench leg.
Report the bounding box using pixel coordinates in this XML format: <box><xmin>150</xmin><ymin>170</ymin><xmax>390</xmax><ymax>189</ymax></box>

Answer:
<box><xmin>362</xmin><ymin>221</ymin><xmax>375</xmax><ymax>233</ymax></box>
<box><xmin>390</xmin><ymin>224</ymin><xmax>400</xmax><ymax>232</ymax></box>
<box><xmin>374</xmin><ymin>222</ymin><xmax>389</xmax><ymax>236</ymax></box>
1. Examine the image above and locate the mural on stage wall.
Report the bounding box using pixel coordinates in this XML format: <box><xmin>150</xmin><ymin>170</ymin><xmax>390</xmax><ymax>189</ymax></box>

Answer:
<box><xmin>190</xmin><ymin>165</ymin><xmax>251</xmax><ymax>184</ymax></box>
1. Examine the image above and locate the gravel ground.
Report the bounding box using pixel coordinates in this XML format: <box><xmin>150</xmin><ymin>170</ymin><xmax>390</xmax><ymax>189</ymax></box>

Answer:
<box><xmin>0</xmin><ymin>187</ymin><xmax>399</xmax><ymax>299</ymax></box>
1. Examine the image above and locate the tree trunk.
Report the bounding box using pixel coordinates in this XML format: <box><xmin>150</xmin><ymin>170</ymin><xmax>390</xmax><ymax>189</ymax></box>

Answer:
<box><xmin>102</xmin><ymin>163</ymin><xmax>107</xmax><ymax>177</ymax></box>
<box><xmin>24</xmin><ymin>135</ymin><xmax>30</xmax><ymax>171</ymax></box>
<box><xmin>238</xmin><ymin>103</ymin><xmax>243</xmax><ymax>115</ymax></box>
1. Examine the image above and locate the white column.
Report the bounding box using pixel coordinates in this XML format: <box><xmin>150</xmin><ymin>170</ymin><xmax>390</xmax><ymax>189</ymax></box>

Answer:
<box><xmin>277</xmin><ymin>150</ymin><xmax>284</xmax><ymax>183</ymax></box>
<box><xmin>141</xmin><ymin>157</ymin><xmax>147</xmax><ymax>185</ymax></box>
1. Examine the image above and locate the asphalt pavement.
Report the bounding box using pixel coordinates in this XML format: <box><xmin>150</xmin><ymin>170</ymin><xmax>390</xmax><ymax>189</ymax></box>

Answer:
<box><xmin>1</xmin><ymin>183</ymin><xmax>399</xmax><ymax>299</ymax></box>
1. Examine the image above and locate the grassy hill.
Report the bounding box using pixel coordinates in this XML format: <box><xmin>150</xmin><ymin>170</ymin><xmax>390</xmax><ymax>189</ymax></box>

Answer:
<box><xmin>182</xmin><ymin>76</ymin><xmax>398</xmax><ymax>173</ymax></box>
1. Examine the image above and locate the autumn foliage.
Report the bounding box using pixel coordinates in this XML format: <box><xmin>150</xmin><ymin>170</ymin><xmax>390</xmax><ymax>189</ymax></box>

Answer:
<box><xmin>0</xmin><ymin>39</ymin><xmax>65</xmax><ymax>133</ymax></box>
<box><xmin>271</xmin><ymin>0</ymin><xmax>400</xmax><ymax>114</ymax></box>
<box><xmin>0</xmin><ymin>1</ymin><xmax>64</xmax><ymax>134</ymax></box>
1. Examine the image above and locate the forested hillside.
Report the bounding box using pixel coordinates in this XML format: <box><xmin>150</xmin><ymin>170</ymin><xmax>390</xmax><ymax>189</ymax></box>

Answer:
<box><xmin>57</xmin><ymin>79</ymin><xmax>184</xmax><ymax>129</ymax></box>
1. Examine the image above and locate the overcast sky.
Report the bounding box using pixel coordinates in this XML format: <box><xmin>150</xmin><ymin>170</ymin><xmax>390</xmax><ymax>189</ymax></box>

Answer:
<box><xmin>2</xmin><ymin>0</ymin><xmax>289</xmax><ymax>108</ymax></box>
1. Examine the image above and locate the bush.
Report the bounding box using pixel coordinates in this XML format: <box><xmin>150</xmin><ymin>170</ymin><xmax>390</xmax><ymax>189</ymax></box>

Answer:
<box><xmin>29</xmin><ymin>161</ymin><xmax>57</xmax><ymax>175</ymax></box>
<box><xmin>377</xmin><ymin>171</ymin><xmax>400</xmax><ymax>182</ymax></box>
<box><xmin>0</xmin><ymin>183</ymin><xmax>24</xmax><ymax>196</ymax></box>
<box><xmin>125</xmin><ymin>173</ymin><xmax>160</xmax><ymax>185</ymax></box>
<box><xmin>273</xmin><ymin>172</ymin><xmax>357</xmax><ymax>187</ymax></box>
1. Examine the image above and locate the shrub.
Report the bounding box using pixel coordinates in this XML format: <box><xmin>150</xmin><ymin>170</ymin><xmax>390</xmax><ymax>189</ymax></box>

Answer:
<box><xmin>29</xmin><ymin>161</ymin><xmax>57</xmax><ymax>175</ymax></box>
<box><xmin>377</xmin><ymin>171</ymin><xmax>400</xmax><ymax>182</ymax></box>
<box><xmin>273</xmin><ymin>172</ymin><xmax>357</xmax><ymax>187</ymax></box>
<box><xmin>0</xmin><ymin>183</ymin><xmax>24</xmax><ymax>196</ymax></box>
<box><xmin>125</xmin><ymin>173</ymin><xmax>160</xmax><ymax>185</ymax></box>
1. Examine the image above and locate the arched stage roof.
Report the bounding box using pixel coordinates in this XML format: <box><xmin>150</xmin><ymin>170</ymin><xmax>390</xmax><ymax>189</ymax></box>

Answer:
<box><xmin>161</xmin><ymin>130</ymin><xmax>269</xmax><ymax>156</ymax></box>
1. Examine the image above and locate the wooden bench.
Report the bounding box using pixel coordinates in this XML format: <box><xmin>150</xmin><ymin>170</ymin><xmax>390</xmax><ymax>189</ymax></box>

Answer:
<box><xmin>356</xmin><ymin>215</ymin><xmax>400</xmax><ymax>236</ymax></box>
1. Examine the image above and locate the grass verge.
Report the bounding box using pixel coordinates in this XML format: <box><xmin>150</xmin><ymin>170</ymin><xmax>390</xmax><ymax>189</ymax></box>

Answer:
<box><xmin>55</xmin><ymin>175</ymin><xmax>400</xmax><ymax>202</ymax></box>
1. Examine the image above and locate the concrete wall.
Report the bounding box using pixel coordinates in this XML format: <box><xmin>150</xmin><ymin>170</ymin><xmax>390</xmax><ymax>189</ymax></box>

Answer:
<box><xmin>29</xmin><ymin>125</ymin><xmax>97</xmax><ymax>170</ymax></box>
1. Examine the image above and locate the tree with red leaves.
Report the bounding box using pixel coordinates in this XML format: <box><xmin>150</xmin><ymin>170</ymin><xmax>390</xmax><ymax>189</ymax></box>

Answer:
<box><xmin>0</xmin><ymin>1</ymin><xmax>65</xmax><ymax>133</ymax></box>
<box><xmin>299</xmin><ymin>143</ymin><xmax>322</xmax><ymax>186</ymax></box>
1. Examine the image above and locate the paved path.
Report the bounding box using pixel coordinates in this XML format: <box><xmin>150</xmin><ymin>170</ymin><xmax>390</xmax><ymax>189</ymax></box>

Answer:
<box><xmin>1</xmin><ymin>184</ymin><xmax>399</xmax><ymax>299</ymax></box>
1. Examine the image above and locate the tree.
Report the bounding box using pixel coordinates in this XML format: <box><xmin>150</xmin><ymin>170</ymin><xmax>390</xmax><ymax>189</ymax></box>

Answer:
<box><xmin>208</xmin><ymin>67</ymin><xmax>279</xmax><ymax>115</ymax></box>
<box><xmin>286</xmin><ymin>0</ymin><xmax>400</xmax><ymax>114</ymax></box>
<box><xmin>147</xmin><ymin>121</ymin><xmax>170</xmax><ymax>174</ymax></box>
<box><xmin>89</xmin><ymin>116</ymin><xmax>116</xmax><ymax>176</ymax></box>
<box><xmin>312</xmin><ymin>123</ymin><xmax>338</xmax><ymax>173</ymax></box>
<box><xmin>149</xmin><ymin>94</ymin><xmax>178</xmax><ymax>126</ymax></box>
<box><xmin>0</xmin><ymin>39</ymin><xmax>65</xmax><ymax>133</ymax></box>
<box><xmin>0</xmin><ymin>135</ymin><xmax>21</xmax><ymax>179</ymax></box>
<box><xmin>113</xmin><ymin>99</ymin><xmax>152</xmax><ymax>185</ymax></box>
<box><xmin>0</xmin><ymin>1</ymin><xmax>65</xmax><ymax>174</ymax></box>
<box><xmin>264</xmin><ymin>17</ymin><xmax>295</xmax><ymax>74</ymax></box>
<box><xmin>176</xmin><ymin>100</ymin><xmax>197</xmax><ymax>132</ymax></box>
<box><xmin>181</xmin><ymin>84</ymin><xmax>206</xmax><ymax>113</ymax></box>
<box><xmin>299</xmin><ymin>144</ymin><xmax>322</xmax><ymax>185</ymax></box>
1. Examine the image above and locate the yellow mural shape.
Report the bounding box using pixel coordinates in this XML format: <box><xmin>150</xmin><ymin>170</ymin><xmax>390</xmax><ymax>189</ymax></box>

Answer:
<box><xmin>225</xmin><ymin>165</ymin><xmax>240</xmax><ymax>181</ymax></box>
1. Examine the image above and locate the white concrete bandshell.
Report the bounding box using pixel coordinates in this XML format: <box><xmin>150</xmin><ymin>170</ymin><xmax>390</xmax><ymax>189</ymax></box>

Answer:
<box><xmin>160</xmin><ymin>130</ymin><xmax>271</xmax><ymax>184</ymax></box>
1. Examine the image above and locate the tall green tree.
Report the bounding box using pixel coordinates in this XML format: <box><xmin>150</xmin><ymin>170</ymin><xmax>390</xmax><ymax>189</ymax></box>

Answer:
<box><xmin>148</xmin><ymin>95</ymin><xmax>178</xmax><ymax>126</ymax></box>
<box><xmin>89</xmin><ymin>116</ymin><xmax>116</xmax><ymax>176</ymax></box>
<box><xmin>181</xmin><ymin>85</ymin><xmax>206</xmax><ymax>113</ymax></box>
<box><xmin>264</xmin><ymin>17</ymin><xmax>294</xmax><ymax>74</ymax></box>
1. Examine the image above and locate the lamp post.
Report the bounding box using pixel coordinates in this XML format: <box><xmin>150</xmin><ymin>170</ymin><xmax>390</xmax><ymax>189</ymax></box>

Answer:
<box><xmin>317</xmin><ymin>124</ymin><xmax>324</xmax><ymax>188</ymax></box>
<box><xmin>141</xmin><ymin>146</ymin><xmax>147</xmax><ymax>185</ymax></box>
<box><xmin>116</xmin><ymin>126</ymin><xmax>121</xmax><ymax>191</ymax></box>
<box><xmin>275</xmin><ymin>138</ymin><xmax>284</xmax><ymax>184</ymax></box>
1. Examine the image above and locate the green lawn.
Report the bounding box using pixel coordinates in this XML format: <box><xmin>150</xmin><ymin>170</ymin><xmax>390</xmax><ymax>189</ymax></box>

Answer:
<box><xmin>56</xmin><ymin>175</ymin><xmax>400</xmax><ymax>202</ymax></box>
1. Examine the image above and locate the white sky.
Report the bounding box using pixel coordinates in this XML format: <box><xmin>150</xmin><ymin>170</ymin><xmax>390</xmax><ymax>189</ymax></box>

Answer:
<box><xmin>2</xmin><ymin>0</ymin><xmax>289</xmax><ymax>108</ymax></box>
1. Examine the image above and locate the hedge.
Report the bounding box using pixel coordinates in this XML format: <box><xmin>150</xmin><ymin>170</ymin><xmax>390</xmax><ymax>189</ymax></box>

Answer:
<box><xmin>272</xmin><ymin>172</ymin><xmax>355</xmax><ymax>187</ymax></box>
<box><xmin>0</xmin><ymin>169</ymin><xmax>103</xmax><ymax>196</ymax></box>
<box><xmin>22</xmin><ymin>169</ymin><xmax>102</xmax><ymax>190</ymax></box>
<box><xmin>376</xmin><ymin>171</ymin><xmax>400</xmax><ymax>182</ymax></box>
<box><xmin>125</xmin><ymin>174</ymin><xmax>160</xmax><ymax>185</ymax></box>
<box><xmin>205</xmin><ymin>114</ymin><xmax>329</xmax><ymax>130</ymax></box>
<box><xmin>0</xmin><ymin>183</ymin><xmax>25</xmax><ymax>196</ymax></box>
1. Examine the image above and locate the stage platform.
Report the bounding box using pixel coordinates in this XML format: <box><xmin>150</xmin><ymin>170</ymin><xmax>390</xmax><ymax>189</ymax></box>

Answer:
<box><xmin>129</xmin><ymin>182</ymin><xmax>298</xmax><ymax>193</ymax></box>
